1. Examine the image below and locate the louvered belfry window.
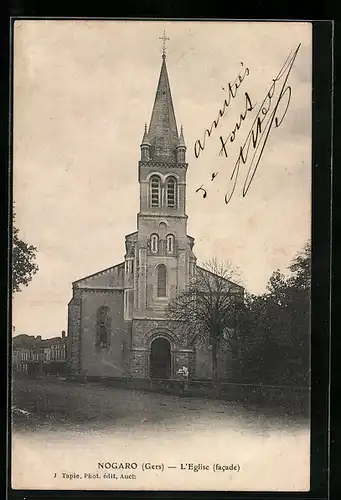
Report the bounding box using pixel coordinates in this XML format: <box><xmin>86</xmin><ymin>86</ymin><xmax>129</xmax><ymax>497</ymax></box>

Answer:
<box><xmin>166</xmin><ymin>177</ymin><xmax>176</xmax><ymax>208</ymax></box>
<box><xmin>150</xmin><ymin>176</ymin><xmax>161</xmax><ymax>207</ymax></box>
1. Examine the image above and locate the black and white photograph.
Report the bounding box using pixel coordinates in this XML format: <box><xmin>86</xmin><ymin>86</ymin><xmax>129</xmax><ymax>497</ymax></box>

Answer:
<box><xmin>11</xmin><ymin>20</ymin><xmax>312</xmax><ymax>491</ymax></box>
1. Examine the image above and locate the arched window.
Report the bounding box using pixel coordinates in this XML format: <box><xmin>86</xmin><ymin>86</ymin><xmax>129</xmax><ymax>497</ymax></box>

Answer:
<box><xmin>96</xmin><ymin>306</ymin><xmax>111</xmax><ymax>348</ymax></box>
<box><xmin>166</xmin><ymin>177</ymin><xmax>176</xmax><ymax>208</ymax></box>
<box><xmin>150</xmin><ymin>175</ymin><xmax>161</xmax><ymax>207</ymax></box>
<box><xmin>157</xmin><ymin>264</ymin><xmax>167</xmax><ymax>297</ymax></box>
<box><xmin>150</xmin><ymin>234</ymin><xmax>159</xmax><ymax>253</ymax></box>
<box><xmin>166</xmin><ymin>234</ymin><xmax>175</xmax><ymax>254</ymax></box>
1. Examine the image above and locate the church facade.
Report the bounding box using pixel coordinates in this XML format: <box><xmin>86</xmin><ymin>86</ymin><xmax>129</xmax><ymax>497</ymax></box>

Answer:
<box><xmin>67</xmin><ymin>51</ymin><xmax>243</xmax><ymax>381</ymax></box>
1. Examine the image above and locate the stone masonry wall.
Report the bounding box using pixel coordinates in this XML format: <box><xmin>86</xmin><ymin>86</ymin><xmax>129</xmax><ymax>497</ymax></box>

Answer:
<box><xmin>67</xmin><ymin>292</ymin><xmax>81</xmax><ymax>375</ymax></box>
<box><xmin>80</xmin><ymin>289</ymin><xmax>126</xmax><ymax>377</ymax></box>
<box><xmin>131</xmin><ymin>318</ymin><xmax>195</xmax><ymax>379</ymax></box>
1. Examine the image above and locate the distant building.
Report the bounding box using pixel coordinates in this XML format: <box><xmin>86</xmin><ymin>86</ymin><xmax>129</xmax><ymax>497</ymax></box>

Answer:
<box><xmin>12</xmin><ymin>331</ymin><xmax>68</xmax><ymax>376</ymax></box>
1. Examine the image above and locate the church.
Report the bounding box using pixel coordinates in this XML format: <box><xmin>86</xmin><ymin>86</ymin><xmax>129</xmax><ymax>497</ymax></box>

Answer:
<box><xmin>67</xmin><ymin>43</ymin><xmax>244</xmax><ymax>382</ymax></box>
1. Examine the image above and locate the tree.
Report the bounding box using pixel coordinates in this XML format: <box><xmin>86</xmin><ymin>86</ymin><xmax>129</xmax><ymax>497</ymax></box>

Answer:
<box><xmin>288</xmin><ymin>240</ymin><xmax>311</xmax><ymax>290</ymax></box>
<box><xmin>167</xmin><ymin>259</ymin><xmax>244</xmax><ymax>381</ymax></box>
<box><xmin>283</xmin><ymin>240</ymin><xmax>311</xmax><ymax>385</ymax></box>
<box><xmin>239</xmin><ymin>241</ymin><xmax>311</xmax><ymax>386</ymax></box>
<box><xmin>12</xmin><ymin>212</ymin><xmax>39</xmax><ymax>293</ymax></box>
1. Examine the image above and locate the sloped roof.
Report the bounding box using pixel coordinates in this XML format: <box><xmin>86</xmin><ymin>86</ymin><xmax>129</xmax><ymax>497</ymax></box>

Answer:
<box><xmin>72</xmin><ymin>262</ymin><xmax>125</xmax><ymax>288</ymax></box>
<box><xmin>12</xmin><ymin>334</ymin><xmax>39</xmax><ymax>349</ymax></box>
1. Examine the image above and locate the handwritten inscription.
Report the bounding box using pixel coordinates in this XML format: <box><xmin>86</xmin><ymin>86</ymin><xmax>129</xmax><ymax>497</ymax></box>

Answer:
<box><xmin>194</xmin><ymin>63</ymin><xmax>250</xmax><ymax>158</ymax></box>
<box><xmin>219</xmin><ymin>92</ymin><xmax>256</xmax><ymax>157</ymax></box>
<box><xmin>195</xmin><ymin>44</ymin><xmax>301</xmax><ymax>204</ymax></box>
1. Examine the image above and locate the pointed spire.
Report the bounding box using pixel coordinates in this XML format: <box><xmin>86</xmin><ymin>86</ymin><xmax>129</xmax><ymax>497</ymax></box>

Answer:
<box><xmin>177</xmin><ymin>125</ymin><xmax>186</xmax><ymax>148</ymax></box>
<box><xmin>147</xmin><ymin>55</ymin><xmax>179</xmax><ymax>160</ymax></box>
<box><xmin>141</xmin><ymin>123</ymin><xmax>151</xmax><ymax>146</ymax></box>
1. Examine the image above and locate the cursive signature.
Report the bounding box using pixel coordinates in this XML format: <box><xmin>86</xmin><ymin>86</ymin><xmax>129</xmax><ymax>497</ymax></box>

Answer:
<box><xmin>223</xmin><ymin>44</ymin><xmax>301</xmax><ymax>204</ymax></box>
<box><xmin>194</xmin><ymin>63</ymin><xmax>250</xmax><ymax>159</ymax></box>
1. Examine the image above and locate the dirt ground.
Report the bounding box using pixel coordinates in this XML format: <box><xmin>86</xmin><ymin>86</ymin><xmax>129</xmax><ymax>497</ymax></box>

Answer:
<box><xmin>11</xmin><ymin>377</ymin><xmax>311</xmax><ymax>491</ymax></box>
<box><xmin>11</xmin><ymin>376</ymin><xmax>308</xmax><ymax>432</ymax></box>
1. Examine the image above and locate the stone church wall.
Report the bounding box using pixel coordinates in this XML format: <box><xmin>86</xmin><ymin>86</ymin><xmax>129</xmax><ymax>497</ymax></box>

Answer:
<box><xmin>79</xmin><ymin>289</ymin><xmax>126</xmax><ymax>377</ymax></box>
<box><xmin>145</xmin><ymin>254</ymin><xmax>179</xmax><ymax>308</ymax></box>
<box><xmin>131</xmin><ymin>318</ymin><xmax>185</xmax><ymax>349</ymax></box>
<box><xmin>130</xmin><ymin>319</ymin><xmax>195</xmax><ymax>379</ymax></box>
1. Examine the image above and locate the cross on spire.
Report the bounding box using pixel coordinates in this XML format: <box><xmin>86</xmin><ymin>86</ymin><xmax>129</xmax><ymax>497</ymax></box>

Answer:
<box><xmin>159</xmin><ymin>29</ymin><xmax>170</xmax><ymax>58</ymax></box>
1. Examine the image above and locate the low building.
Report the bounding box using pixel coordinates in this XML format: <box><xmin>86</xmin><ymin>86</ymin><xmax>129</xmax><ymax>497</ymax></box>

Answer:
<box><xmin>12</xmin><ymin>331</ymin><xmax>68</xmax><ymax>376</ymax></box>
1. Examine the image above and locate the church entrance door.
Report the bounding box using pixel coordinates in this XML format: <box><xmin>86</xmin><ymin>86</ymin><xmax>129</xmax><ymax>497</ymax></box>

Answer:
<box><xmin>149</xmin><ymin>338</ymin><xmax>171</xmax><ymax>379</ymax></box>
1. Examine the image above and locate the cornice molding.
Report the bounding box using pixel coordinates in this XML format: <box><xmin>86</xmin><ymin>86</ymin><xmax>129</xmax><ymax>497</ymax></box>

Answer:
<box><xmin>80</xmin><ymin>287</ymin><xmax>124</xmax><ymax>294</ymax></box>
<box><xmin>139</xmin><ymin>161</ymin><xmax>188</xmax><ymax>170</ymax></box>
<box><xmin>137</xmin><ymin>213</ymin><xmax>188</xmax><ymax>220</ymax></box>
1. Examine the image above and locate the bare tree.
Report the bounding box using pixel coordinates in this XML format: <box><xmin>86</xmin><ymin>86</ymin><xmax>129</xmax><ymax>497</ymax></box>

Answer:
<box><xmin>167</xmin><ymin>258</ymin><xmax>244</xmax><ymax>381</ymax></box>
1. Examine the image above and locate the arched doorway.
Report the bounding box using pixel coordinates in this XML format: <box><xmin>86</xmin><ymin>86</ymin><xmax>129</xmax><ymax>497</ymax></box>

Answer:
<box><xmin>149</xmin><ymin>337</ymin><xmax>171</xmax><ymax>379</ymax></box>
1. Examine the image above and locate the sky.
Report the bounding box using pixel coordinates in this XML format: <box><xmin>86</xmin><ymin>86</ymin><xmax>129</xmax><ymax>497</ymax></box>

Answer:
<box><xmin>12</xmin><ymin>20</ymin><xmax>312</xmax><ymax>337</ymax></box>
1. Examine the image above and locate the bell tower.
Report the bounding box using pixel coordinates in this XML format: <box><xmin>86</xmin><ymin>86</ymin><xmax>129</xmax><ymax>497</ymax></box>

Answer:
<box><xmin>133</xmin><ymin>41</ymin><xmax>195</xmax><ymax>319</ymax></box>
<box><xmin>138</xmin><ymin>51</ymin><xmax>188</xmax><ymax>219</ymax></box>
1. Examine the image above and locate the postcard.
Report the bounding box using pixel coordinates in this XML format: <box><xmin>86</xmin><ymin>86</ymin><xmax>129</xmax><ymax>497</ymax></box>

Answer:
<box><xmin>11</xmin><ymin>19</ymin><xmax>312</xmax><ymax>491</ymax></box>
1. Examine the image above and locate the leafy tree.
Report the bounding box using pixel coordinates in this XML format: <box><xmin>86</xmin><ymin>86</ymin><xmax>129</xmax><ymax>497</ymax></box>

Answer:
<box><xmin>167</xmin><ymin>259</ymin><xmax>244</xmax><ymax>381</ymax></box>
<box><xmin>12</xmin><ymin>212</ymin><xmax>39</xmax><ymax>293</ymax></box>
<box><xmin>239</xmin><ymin>241</ymin><xmax>311</xmax><ymax>386</ymax></box>
<box><xmin>288</xmin><ymin>240</ymin><xmax>311</xmax><ymax>290</ymax></box>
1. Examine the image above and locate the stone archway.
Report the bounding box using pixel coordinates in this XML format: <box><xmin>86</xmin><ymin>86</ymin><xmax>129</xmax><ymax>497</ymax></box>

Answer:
<box><xmin>149</xmin><ymin>337</ymin><xmax>171</xmax><ymax>379</ymax></box>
